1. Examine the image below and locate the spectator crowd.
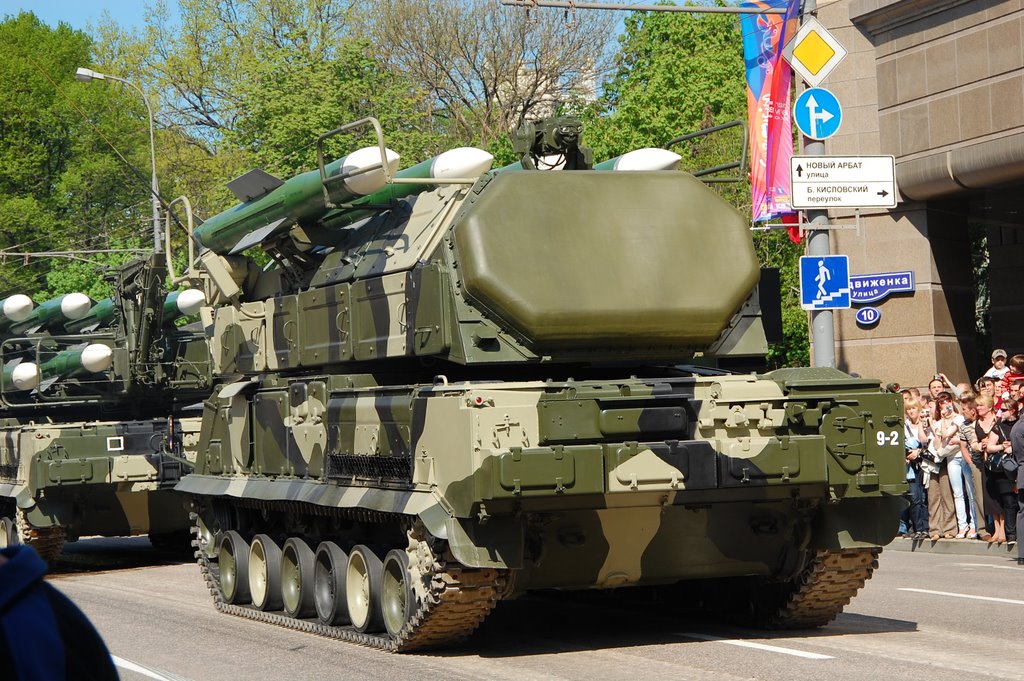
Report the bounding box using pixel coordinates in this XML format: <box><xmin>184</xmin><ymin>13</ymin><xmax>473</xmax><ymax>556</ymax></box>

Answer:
<box><xmin>899</xmin><ymin>349</ymin><xmax>1024</xmax><ymax>565</ymax></box>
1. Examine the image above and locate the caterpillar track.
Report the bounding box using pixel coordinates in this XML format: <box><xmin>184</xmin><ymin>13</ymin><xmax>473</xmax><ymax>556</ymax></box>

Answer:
<box><xmin>16</xmin><ymin>509</ymin><xmax>66</xmax><ymax>564</ymax></box>
<box><xmin>760</xmin><ymin>547</ymin><xmax>881</xmax><ymax>628</ymax></box>
<box><xmin>189</xmin><ymin>503</ymin><xmax>507</xmax><ymax>652</ymax></box>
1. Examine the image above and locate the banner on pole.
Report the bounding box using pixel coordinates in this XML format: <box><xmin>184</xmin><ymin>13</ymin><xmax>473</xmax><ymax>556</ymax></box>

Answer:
<box><xmin>740</xmin><ymin>1</ymin><xmax>800</xmax><ymax>225</ymax></box>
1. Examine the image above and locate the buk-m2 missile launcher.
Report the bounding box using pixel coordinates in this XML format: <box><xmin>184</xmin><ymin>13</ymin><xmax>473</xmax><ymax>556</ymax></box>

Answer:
<box><xmin>0</xmin><ymin>255</ymin><xmax>212</xmax><ymax>561</ymax></box>
<box><xmin>174</xmin><ymin>117</ymin><xmax>906</xmax><ymax>651</ymax></box>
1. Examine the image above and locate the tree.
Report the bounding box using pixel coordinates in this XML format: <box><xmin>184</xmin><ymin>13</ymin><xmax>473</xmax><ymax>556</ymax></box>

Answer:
<box><xmin>0</xmin><ymin>12</ymin><xmax>154</xmax><ymax>296</ymax></box>
<box><xmin>373</xmin><ymin>0</ymin><xmax>615</xmax><ymax>148</ymax></box>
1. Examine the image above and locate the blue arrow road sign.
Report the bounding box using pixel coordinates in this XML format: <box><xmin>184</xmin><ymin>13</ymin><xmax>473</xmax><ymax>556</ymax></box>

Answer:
<box><xmin>794</xmin><ymin>87</ymin><xmax>843</xmax><ymax>141</ymax></box>
<box><xmin>800</xmin><ymin>255</ymin><xmax>851</xmax><ymax>310</ymax></box>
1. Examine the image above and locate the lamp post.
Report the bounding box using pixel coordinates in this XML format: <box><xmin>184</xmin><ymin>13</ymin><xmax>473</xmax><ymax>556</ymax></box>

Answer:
<box><xmin>75</xmin><ymin>67</ymin><xmax>162</xmax><ymax>253</ymax></box>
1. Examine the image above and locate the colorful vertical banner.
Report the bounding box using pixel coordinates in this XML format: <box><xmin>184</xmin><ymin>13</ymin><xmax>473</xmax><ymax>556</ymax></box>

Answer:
<box><xmin>740</xmin><ymin>0</ymin><xmax>800</xmax><ymax>230</ymax></box>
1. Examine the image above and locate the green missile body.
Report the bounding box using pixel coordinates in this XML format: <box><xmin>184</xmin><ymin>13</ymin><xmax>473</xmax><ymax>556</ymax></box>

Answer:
<box><xmin>38</xmin><ymin>343</ymin><xmax>113</xmax><ymax>379</ymax></box>
<box><xmin>10</xmin><ymin>293</ymin><xmax>93</xmax><ymax>334</ymax></box>
<box><xmin>195</xmin><ymin>146</ymin><xmax>401</xmax><ymax>255</ymax></box>
<box><xmin>318</xmin><ymin>147</ymin><xmax>494</xmax><ymax>232</ymax></box>
<box><xmin>164</xmin><ymin>289</ymin><xmax>206</xmax><ymax>320</ymax></box>
<box><xmin>64</xmin><ymin>289</ymin><xmax>206</xmax><ymax>334</ymax></box>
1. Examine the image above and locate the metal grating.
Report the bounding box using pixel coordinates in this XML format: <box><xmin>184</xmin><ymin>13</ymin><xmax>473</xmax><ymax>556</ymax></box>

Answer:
<box><xmin>327</xmin><ymin>454</ymin><xmax>412</xmax><ymax>482</ymax></box>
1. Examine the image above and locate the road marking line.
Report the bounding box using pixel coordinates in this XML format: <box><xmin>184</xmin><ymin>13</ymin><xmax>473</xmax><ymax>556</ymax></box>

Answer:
<box><xmin>676</xmin><ymin>632</ymin><xmax>834</xmax><ymax>659</ymax></box>
<box><xmin>955</xmin><ymin>562</ymin><xmax>1021</xmax><ymax>571</ymax></box>
<box><xmin>112</xmin><ymin>655</ymin><xmax>189</xmax><ymax>681</ymax></box>
<box><xmin>899</xmin><ymin>588</ymin><xmax>1024</xmax><ymax>605</ymax></box>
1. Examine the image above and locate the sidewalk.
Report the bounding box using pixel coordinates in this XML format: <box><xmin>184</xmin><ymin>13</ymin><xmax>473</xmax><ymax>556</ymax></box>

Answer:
<box><xmin>886</xmin><ymin>536</ymin><xmax>1019</xmax><ymax>556</ymax></box>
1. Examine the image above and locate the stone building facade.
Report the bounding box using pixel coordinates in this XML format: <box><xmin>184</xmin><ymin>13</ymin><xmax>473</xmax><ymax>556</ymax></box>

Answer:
<box><xmin>811</xmin><ymin>0</ymin><xmax>1024</xmax><ymax>388</ymax></box>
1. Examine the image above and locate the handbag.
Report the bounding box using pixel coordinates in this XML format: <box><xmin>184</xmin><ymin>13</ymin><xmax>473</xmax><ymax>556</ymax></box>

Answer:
<box><xmin>1003</xmin><ymin>455</ymin><xmax>1020</xmax><ymax>477</ymax></box>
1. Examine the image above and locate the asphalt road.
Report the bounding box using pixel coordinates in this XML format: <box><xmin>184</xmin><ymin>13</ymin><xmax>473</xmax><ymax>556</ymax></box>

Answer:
<box><xmin>46</xmin><ymin>538</ymin><xmax>1024</xmax><ymax>681</ymax></box>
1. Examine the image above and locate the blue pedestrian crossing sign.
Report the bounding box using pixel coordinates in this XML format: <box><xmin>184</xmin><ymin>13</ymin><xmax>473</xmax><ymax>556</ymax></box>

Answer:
<box><xmin>800</xmin><ymin>255</ymin><xmax>851</xmax><ymax>310</ymax></box>
<box><xmin>794</xmin><ymin>87</ymin><xmax>843</xmax><ymax>141</ymax></box>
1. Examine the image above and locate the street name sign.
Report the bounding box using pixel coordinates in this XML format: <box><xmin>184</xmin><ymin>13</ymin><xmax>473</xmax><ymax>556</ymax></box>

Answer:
<box><xmin>782</xmin><ymin>17</ymin><xmax>848</xmax><ymax>87</ymax></box>
<box><xmin>791</xmin><ymin>155</ymin><xmax>897</xmax><ymax>209</ymax></box>
<box><xmin>849</xmin><ymin>270</ymin><xmax>914</xmax><ymax>304</ymax></box>
<box><xmin>793</xmin><ymin>87</ymin><xmax>843</xmax><ymax>141</ymax></box>
<box><xmin>799</xmin><ymin>255</ymin><xmax>851</xmax><ymax>310</ymax></box>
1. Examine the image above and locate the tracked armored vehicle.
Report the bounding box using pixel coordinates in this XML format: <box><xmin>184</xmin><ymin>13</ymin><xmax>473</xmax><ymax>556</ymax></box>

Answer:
<box><xmin>176</xmin><ymin>118</ymin><xmax>906</xmax><ymax>651</ymax></box>
<box><xmin>0</xmin><ymin>255</ymin><xmax>212</xmax><ymax>561</ymax></box>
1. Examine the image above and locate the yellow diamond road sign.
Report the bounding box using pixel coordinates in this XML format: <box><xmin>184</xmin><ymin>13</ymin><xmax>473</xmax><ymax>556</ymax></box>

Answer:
<box><xmin>782</xmin><ymin>17</ymin><xmax>847</xmax><ymax>87</ymax></box>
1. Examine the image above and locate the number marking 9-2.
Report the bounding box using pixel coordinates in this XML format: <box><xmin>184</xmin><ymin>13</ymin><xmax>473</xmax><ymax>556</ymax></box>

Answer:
<box><xmin>875</xmin><ymin>430</ymin><xmax>899</xmax><ymax>446</ymax></box>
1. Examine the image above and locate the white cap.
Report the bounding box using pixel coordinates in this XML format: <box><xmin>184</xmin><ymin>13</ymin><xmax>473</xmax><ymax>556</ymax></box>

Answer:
<box><xmin>2</xmin><ymin>294</ymin><xmax>34</xmax><ymax>322</ymax></box>
<box><xmin>613</xmin><ymin>148</ymin><xmax>682</xmax><ymax>171</ymax></box>
<box><xmin>340</xmin><ymin>146</ymin><xmax>400</xmax><ymax>196</ymax></box>
<box><xmin>60</xmin><ymin>293</ymin><xmax>93</xmax><ymax>321</ymax></box>
<box><xmin>430</xmin><ymin>148</ymin><xmax>494</xmax><ymax>179</ymax></box>
<box><xmin>10</xmin><ymin>362</ymin><xmax>40</xmax><ymax>391</ymax></box>
<box><xmin>80</xmin><ymin>344</ymin><xmax>114</xmax><ymax>373</ymax></box>
<box><xmin>175</xmin><ymin>288</ymin><xmax>207</xmax><ymax>317</ymax></box>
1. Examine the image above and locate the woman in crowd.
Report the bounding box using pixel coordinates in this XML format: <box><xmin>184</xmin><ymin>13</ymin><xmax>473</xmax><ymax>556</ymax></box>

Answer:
<box><xmin>971</xmin><ymin>394</ymin><xmax>1002</xmax><ymax>540</ymax></box>
<box><xmin>929</xmin><ymin>393</ymin><xmax>961</xmax><ymax>539</ymax></box>
<box><xmin>901</xmin><ymin>398</ymin><xmax>930</xmax><ymax>538</ymax></box>
<box><xmin>944</xmin><ymin>393</ymin><xmax>980</xmax><ymax>538</ymax></box>
<box><xmin>919</xmin><ymin>397</ymin><xmax>957</xmax><ymax>539</ymax></box>
<box><xmin>985</xmin><ymin>397</ymin><xmax>1019</xmax><ymax>543</ymax></box>
<box><xmin>955</xmin><ymin>393</ymin><xmax>987</xmax><ymax>539</ymax></box>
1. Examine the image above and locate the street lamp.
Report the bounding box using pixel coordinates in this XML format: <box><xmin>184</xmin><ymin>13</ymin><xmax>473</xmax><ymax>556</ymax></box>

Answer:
<box><xmin>75</xmin><ymin>67</ymin><xmax>162</xmax><ymax>253</ymax></box>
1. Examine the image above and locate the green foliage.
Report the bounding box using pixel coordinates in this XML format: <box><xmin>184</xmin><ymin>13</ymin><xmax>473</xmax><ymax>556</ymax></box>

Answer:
<box><xmin>0</xmin><ymin>12</ymin><xmax>152</xmax><ymax>296</ymax></box>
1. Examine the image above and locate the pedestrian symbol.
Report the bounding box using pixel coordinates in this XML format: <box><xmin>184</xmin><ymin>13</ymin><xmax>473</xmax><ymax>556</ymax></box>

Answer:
<box><xmin>794</xmin><ymin>87</ymin><xmax>843</xmax><ymax>141</ymax></box>
<box><xmin>799</xmin><ymin>255</ymin><xmax>851</xmax><ymax>310</ymax></box>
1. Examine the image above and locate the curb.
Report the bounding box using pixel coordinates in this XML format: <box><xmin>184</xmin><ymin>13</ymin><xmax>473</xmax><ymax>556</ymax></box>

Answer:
<box><xmin>885</xmin><ymin>536</ymin><xmax>1019</xmax><ymax>556</ymax></box>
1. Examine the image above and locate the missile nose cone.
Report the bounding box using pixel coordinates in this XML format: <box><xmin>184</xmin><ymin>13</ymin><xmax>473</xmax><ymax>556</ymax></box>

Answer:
<box><xmin>339</xmin><ymin>147</ymin><xmax>401</xmax><ymax>196</ymax></box>
<box><xmin>80</xmin><ymin>344</ymin><xmax>114</xmax><ymax>373</ymax></box>
<box><xmin>613</xmin><ymin>148</ymin><xmax>682</xmax><ymax>171</ymax></box>
<box><xmin>2</xmin><ymin>294</ymin><xmax>34</xmax><ymax>322</ymax></box>
<box><xmin>60</xmin><ymin>293</ymin><xmax>93</xmax><ymax>321</ymax></box>
<box><xmin>176</xmin><ymin>288</ymin><xmax>207</xmax><ymax>316</ymax></box>
<box><xmin>10</xmin><ymin>362</ymin><xmax>40</xmax><ymax>391</ymax></box>
<box><xmin>430</xmin><ymin>148</ymin><xmax>495</xmax><ymax>179</ymax></box>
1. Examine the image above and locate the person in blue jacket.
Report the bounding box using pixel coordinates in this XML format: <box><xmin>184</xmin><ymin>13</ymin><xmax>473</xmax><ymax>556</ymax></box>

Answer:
<box><xmin>0</xmin><ymin>544</ymin><xmax>117</xmax><ymax>680</ymax></box>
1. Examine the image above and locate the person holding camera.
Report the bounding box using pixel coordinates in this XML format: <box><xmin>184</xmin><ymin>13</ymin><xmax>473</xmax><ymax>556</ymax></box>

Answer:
<box><xmin>981</xmin><ymin>395</ymin><xmax>1017</xmax><ymax>543</ymax></box>
<box><xmin>901</xmin><ymin>398</ymin><xmax>930</xmax><ymax>538</ymax></box>
<box><xmin>925</xmin><ymin>393</ymin><xmax>960</xmax><ymax>539</ymax></box>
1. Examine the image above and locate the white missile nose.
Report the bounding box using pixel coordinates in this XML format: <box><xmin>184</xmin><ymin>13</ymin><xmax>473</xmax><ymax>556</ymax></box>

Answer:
<box><xmin>2</xmin><ymin>294</ymin><xmax>34</xmax><ymax>322</ymax></box>
<box><xmin>614</xmin><ymin>148</ymin><xmax>682</xmax><ymax>171</ymax></box>
<box><xmin>341</xmin><ymin>146</ymin><xmax>401</xmax><ymax>196</ymax></box>
<box><xmin>80</xmin><ymin>344</ymin><xmax>114</xmax><ymax>373</ymax></box>
<box><xmin>10</xmin><ymin>362</ymin><xmax>40</xmax><ymax>391</ymax></box>
<box><xmin>430</xmin><ymin>148</ymin><xmax>495</xmax><ymax>179</ymax></box>
<box><xmin>176</xmin><ymin>288</ymin><xmax>207</xmax><ymax>316</ymax></box>
<box><xmin>61</xmin><ymin>293</ymin><xmax>93</xmax><ymax>321</ymax></box>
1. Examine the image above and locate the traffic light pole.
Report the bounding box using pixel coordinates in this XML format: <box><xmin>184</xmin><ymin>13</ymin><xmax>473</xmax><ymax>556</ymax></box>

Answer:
<box><xmin>800</xmin><ymin>0</ymin><xmax>835</xmax><ymax>368</ymax></box>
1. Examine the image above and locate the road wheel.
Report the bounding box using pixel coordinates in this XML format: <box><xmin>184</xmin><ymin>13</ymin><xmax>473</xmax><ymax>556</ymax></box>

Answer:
<box><xmin>314</xmin><ymin>541</ymin><xmax>350</xmax><ymax>626</ymax></box>
<box><xmin>219</xmin><ymin>530</ymin><xmax>251</xmax><ymax>605</ymax></box>
<box><xmin>381</xmin><ymin>549</ymin><xmax>415</xmax><ymax>638</ymax></box>
<box><xmin>345</xmin><ymin>544</ymin><xmax>384</xmax><ymax>633</ymax></box>
<box><xmin>281</xmin><ymin>538</ymin><xmax>316</xmax><ymax>618</ymax></box>
<box><xmin>249</xmin><ymin>534</ymin><xmax>283</xmax><ymax>611</ymax></box>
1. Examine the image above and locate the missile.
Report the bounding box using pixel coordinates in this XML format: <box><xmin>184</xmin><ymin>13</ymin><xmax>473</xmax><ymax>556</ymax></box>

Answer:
<box><xmin>40</xmin><ymin>344</ymin><xmax>113</xmax><ymax>378</ymax></box>
<box><xmin>64</xmin><ymin>289</ymin><xmax>206</xmax><ymax>334</ymax></box>
<box><xmin>1</xmin><ymin>362</ymin><xmax>40</xmax><ymax>392</ymax></box>
<box><xmin>1</xmin><ymin>295</ymin><xmax>34</xmax><ymax>325</ymax></box>
<box><xmin>195</xmin><ymin>146</ymin><xmax>401</xmax><ymax>255</ymax></box>
<box><xmin>164</xmin><ymin>288</ymin><xmax>206</xmax><ymax>320</ymax></box>
<box><xmin>64</xmin><ymin>298</ymin><xmax>116</xmax><ymax>334</ymax></box>
<box><xmin>593</xmin><ymin>148</ymin><xmax>682</xmax><ymax>171</ymax></box>
<box><xmin>492</xmin><ymin>148</ymin><xmax>682</xmax><ymax>174</ymax></box>
<box><xmin>9</xmin><ymin>293</ymin><xmax>93</xmax><ymax>334</ymax></box>
<box><xmin>316</xmin><ymin>147</ymin><xmax>494</xmax><ymax>232</ymax></box>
